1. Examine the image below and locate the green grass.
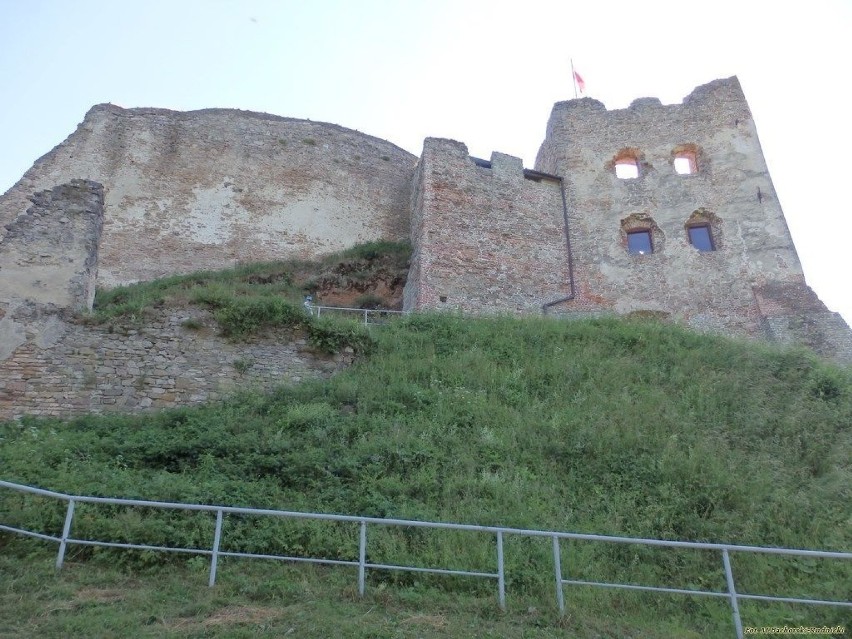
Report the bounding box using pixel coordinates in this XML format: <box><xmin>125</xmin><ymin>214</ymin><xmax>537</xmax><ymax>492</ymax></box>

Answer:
<box><xmin>82</xmin><ymin>240</ymin><xmax>409</xmax><ymax>352</ymax></box>
<box><xmin>86</xmin><ymin>239</ymin><xmax>411</xmax><ymax>326</ymax></box>
<box><xmin>0</xmin><ymin>551</ymin><xmax>577</xmax><ymax>638</ymax></box>
<box><xmin>3</xmin><ymin>291</ymin><xmax>851</xmax><ymax>634</ymax></box>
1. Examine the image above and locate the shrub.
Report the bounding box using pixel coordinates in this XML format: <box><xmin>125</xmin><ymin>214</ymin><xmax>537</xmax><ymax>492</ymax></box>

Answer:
<box><xmin>307</xmin><ymin>316</ymin><xmax>374</xmax><ymax>354</ymax></box>
<box><xmin>215</xmin><ymin>297</ymin><xmax>305</xmax><ymax>338</ymax></box>
<box><xmin>233</xmin><ymin>357</ymin><xmax>254</xmax><ymax>374</ymax></box>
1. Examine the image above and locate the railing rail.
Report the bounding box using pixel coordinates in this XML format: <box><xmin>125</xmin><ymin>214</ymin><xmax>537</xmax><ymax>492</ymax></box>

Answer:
<box><xmin>307</xmin><ymin>304</ymin><xmax>407</xmax><ymax>325</ymax></box>
<box><xmin>1</xmin><ymin>479</ymin><xmax>849</xmax><ymax>639</ymax></box>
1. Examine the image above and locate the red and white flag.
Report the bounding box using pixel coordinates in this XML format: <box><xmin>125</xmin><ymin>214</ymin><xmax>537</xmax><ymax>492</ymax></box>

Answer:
<box><xmin>573</xmin><ymin>70</ymin><xmax>586</xmax><ymax>94</ymax></box>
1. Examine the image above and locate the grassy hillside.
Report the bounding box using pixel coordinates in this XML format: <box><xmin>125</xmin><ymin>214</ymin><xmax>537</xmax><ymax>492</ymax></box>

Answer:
<box><xmin>2</xmin><ymin>254</ymin><xmax>851</xmax><ymax>637</ymax></box>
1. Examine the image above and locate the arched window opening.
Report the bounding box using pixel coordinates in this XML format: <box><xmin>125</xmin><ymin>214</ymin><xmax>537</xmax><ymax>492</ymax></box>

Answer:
<box><xmin>621</xmin><ymin>212</ymin><xmax>663</xmax><ymax>256</ymax></box>
<box><xmin>672</xmin><ymin>144</ymin><xmax>702</xmax><ymax>175</ymax></box>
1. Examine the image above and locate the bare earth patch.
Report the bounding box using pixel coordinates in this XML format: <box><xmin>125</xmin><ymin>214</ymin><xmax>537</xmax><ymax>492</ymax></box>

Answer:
<box><xmin>74</xmin><ymin>587</ymin><xmax>127</xmax><ymax>604</ymax></box>
<box><xmin>201</xmin><ymin>605</ymin><xmax>285</xmax><ymax>627</ymax></box>
<box><xmin>165</xmin><ymin>605</ymin><xmax>287</xmax><ymax>631</ymax></box>
<box><xmin>401</xmin><ymin>613</ymin><xmax>447</xmax><ymax>630</ymax></box>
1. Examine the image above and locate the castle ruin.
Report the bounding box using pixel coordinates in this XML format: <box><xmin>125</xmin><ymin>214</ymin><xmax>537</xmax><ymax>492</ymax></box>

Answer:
<box><xmin>406</xmin><ymin>77</ymin><xmax>851</xmax><ymax>360</ymax></box>
<box><xmin>1</xmin><ymin>76</ymin><xmax>849</xmax><ymax>419</ymax></box>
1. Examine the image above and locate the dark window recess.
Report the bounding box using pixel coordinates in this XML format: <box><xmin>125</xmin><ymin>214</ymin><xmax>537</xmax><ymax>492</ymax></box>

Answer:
<box><xmin>627</xmin><ymin>230</ymin><xmax>653</xmax><ymax>255</ymax></box>
<box><xmin>688</xmin><ymin>225</ymin><xmax>715</xmax><ymax>251</ymax></box>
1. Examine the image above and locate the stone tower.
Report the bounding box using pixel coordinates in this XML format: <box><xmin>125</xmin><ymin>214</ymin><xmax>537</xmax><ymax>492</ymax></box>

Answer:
<box><xmin>406</xmin><ymin>77</ymin><xmax>852</xmax><ymax>362</ymax></box>
<box><xmin>534</xmin><ymin>76</ymin><xmax>801</xmax><ymax>335</ymax></box>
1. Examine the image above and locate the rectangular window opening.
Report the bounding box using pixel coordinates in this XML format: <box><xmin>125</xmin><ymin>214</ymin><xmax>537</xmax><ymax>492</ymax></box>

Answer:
<box><xmin>615</xmin><ymin>161</ymin><xmax>639</xmax><ymax>179</ymax></box>
<box><xmin>674</xmin><ymin>153</ymin><xmax>698</xmax><ymax>175</ymax></box>
<box><xmin>688</xmin><ymin>225</ymin><xmax>715</xmax><ymax>251</ymax></box>
<box><xmin>627</xmin><ymin>230</ymin><xmax>653</xmax><ymax>255</ymax></box>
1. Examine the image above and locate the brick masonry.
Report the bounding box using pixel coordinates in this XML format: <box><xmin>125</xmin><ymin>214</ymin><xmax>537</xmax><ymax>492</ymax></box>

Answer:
<box><xmin>403</xmin><ymin>140</ymin><xmax>570</xmax><ymax>313</ymax></box>
<box><xmin>0</xmin><ymin>180</ymin><xmax>350</xmax><ymax>421</ymax></box>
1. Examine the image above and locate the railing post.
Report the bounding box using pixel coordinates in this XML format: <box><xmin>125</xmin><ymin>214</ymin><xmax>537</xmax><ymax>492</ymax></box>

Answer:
<box><xmin>722</xmin><ymin>549</ymin><xmax>744</xmax><ymax>639</ymax></box>
<box><xmin>55</xmin><ymin>498</ymin><xmax>76</xmax><ymax>572</ymax></box>
<box><xmin>316</xmin><ymin>306</ymin><xmax>322</xmax><ymax>318</ymax></box>
<box><xmin>496</xmin><ymin>531</ymin><xmax>506</xmax><ymax>611</ymax></box>
<box><xmin>358</xmin><ymin>520</ymin><xmax>367</xmax><ymax>597</ymax></box>
<box><xmin>552</xmin><ymin>535</ymin><xmax>565</xmax><ymax>614</ymax></box>
<box><xmin>364</xmin><ymin>309</ymin><xmax>368</xmax><ymax>325</ymax></box>
<box><xmin>209</xmin><ymin>509</ymin><xmax>224</xmax><ymax>587</ymax></box>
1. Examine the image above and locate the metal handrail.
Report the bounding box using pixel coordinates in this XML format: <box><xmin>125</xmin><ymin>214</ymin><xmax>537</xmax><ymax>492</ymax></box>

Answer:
<box><xmin>1</xmin><ymin>479</ymin><xmax>849</xmax><ymax>638</ymax></box>
<box><xmin>307</xmin><ymin>305</ymin><xmax>407</xmax><ymax>325</ymax></box>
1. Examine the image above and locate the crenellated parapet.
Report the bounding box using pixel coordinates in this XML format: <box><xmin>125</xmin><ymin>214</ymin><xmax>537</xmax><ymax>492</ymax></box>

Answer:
<box><xmin>403</xmin><ymin>138</ymin><xmax>569</xmax><ymax>314</ymax></box>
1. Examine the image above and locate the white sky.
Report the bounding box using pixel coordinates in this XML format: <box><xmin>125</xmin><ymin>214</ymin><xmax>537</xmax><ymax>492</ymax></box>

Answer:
<box><xmin>2</xmin><ymin>0</ymin><xmax>850</xmax><ymax>323</ymax></box>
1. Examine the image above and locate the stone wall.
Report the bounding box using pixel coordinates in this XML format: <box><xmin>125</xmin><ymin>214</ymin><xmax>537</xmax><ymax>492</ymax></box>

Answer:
<box><xmin>0</xmin><ymin>180</ymin><xmax>103</xmax><ymax>310</ymax></box>
<box><xmin>403</xmin><ymin>139</ymin><xmax>570</xmax><ymax>313</ymax></box>
<box><xmin>0</xmin><ymin>307</ymin><xmax>350</xmax><ymax>421</ymax></box>
<box><xmin>403</xmin><ymin>78</ymin><xmax>852</xmax><ymax>363</ymax></box>
<box><xmin>754</xmin><ymin>282</ymin><xmax>852</xmax><ymax>363</ymax></box>
<box><xmin>531</xmin><ymin>76</ymin><xmax>852</xmax><ymax>362</ymax></box>
<box><xmin>0</xmin><ymin>105</ymin><xmax>416</xmax><ymax>288</ymax></box>
<box><xmin>534</xmin><ymin>76</ymin><xmax>804</xmax><ymax>337</ymax></box>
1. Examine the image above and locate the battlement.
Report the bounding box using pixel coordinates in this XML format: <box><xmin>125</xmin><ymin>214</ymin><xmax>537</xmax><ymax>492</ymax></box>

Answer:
<box><xmin>547</xmin><ymin>76</ymin><xmax>748</xmax><ymax>118</ymax></box>
<box><xmin>403</xmin><ymin>138</ymin><xmax>570</xmax><ymax>314</ymax></box>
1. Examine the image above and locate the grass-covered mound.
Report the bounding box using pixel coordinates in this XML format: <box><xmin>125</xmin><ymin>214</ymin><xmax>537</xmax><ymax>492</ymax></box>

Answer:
<box><xmin>2</xmin><ymin>314</ymin><xmax>850</xmax><ymax>636</ymax></box>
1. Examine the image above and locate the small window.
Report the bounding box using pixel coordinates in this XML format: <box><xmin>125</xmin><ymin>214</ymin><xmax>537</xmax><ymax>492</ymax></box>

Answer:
<box><xmin>615</xmin><ymin>159</ymin><xmax>639</xmax><ymax>179</ymax></box>
<box><xmin>688</xmin><ymin>225</ymin><xmax>715</xmax><ymax>251</ymax></box>
<box><xmin>627</xmin><ymin>230</ymin><xmax>653</xmax><ymax>255</ymax></box>
<box><xmin>674</xmin><ymin>150</ymin><xmax>698</xmax><ymax>175</ymax></box>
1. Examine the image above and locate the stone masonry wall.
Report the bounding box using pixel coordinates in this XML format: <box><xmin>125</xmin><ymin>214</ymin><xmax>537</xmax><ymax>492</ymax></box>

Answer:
<box><xmin>0</xmin><ymin>307</ymin><xmax>351</xmax><ymax>421</ymax></box>
<box><xmin>403</xmin><ymin>139</ymin><xmax>570</xmax><ymax>313</ymax></box>
<box><xmin>754</xmin><ymin>282</ymin><xmax>852</xmax><ymax>363</ymax></box>
<box><xmin>534</xmin><ymin>77</ymin><xmax>805</xmax><ymax>335</ymax></box>
<box><xmin>0</xmin><ymin>180</ymin><xmax>103</xmax><ymax>310</ymax></box>
<box><xmin>0</xmin><ymin>105</ymin><xmax>416</xmax><ymax>288</ymax></box>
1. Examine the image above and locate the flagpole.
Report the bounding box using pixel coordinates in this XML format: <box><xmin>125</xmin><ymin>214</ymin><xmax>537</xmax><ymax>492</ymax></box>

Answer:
<box><xmin>570</xmin><ymin>58</ymin><xmax>578</xmax><ymax>99</ymax></box>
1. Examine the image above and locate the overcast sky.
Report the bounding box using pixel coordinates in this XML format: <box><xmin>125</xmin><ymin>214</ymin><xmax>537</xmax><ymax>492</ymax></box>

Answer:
<box><xmin>2</xmin><ymin>0</ymin><xmax>850</xmax><ymax>323</ymax></box>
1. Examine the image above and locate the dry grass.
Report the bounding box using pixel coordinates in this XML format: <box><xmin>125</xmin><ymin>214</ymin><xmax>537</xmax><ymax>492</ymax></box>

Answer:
<box><xmin>400</xmin><ymin>613</ymin><xmax>448</xmax><ymax>629</ymax></box>
<box><xmin>74</xmin><ymin>587</ymin><xmax>126</xmax><ymax>604</ymax></box>
<box><xmin>200</xmin><ymin>605</ymin><xmax>286</xmax><ymax>627</ymax></box>
<box><xmin>163</xmin><ymin>604</ymin><xmax>288</xmax><ymax>632</ymax></box>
